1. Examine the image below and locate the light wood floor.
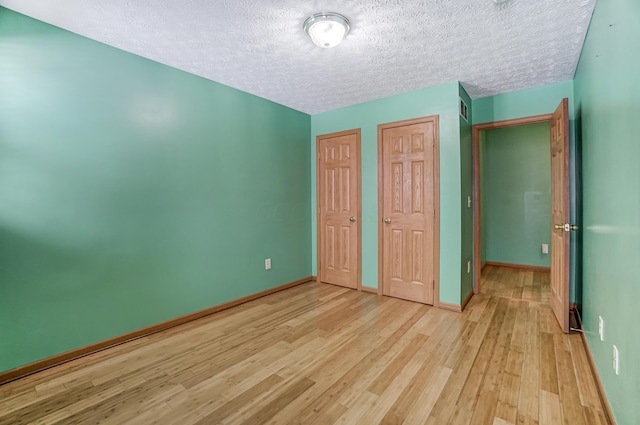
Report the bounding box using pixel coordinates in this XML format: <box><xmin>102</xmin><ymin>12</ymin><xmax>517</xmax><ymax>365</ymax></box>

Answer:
<box><xmin>0</xmin><ymin>266</ymin><xmax>608</xmax><ymax>425</ymax></box>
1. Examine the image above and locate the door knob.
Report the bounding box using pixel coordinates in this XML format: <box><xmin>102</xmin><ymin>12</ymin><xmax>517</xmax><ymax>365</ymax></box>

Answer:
<box><xmin>349</xmin><ymin>216</ymin><xmax>356</xmax><ymax>222</ymax></box>
<box><xmin>383</xmin><ymin>218</ymin><xmax>391</xmax><ymax>224</ymax></box>
<box><xmin>555</xmin><ymin>223</ymin><xmax>580</xmax><ymax>231</ymax></box>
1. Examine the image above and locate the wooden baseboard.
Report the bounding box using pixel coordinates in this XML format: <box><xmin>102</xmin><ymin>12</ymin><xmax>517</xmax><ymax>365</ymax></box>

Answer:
<box><xmin>484</xmin><ymin>261</ymin><xmax>550</xmax><ymax>273</ymax></box>
<box><xmin>0</xmin><ymin>276</ymin><xmax>314</xmax><ymax>386</ymax></box>
<box><xmin>439</xmin><ymin>289</ymin><xmax>474</xmax><ymax>313</ymax></box>
<box><xmin>438</xmin><ymin>301</ymin><xmax>462</xmax><ymax>313</ymax></box>
<box><xmin>361</xmin><ymin>286</ymin><xmax>379</xmax><ymax>294</ymax></box>
<box><xmin>481</xmin><ymin>262</ymin><xmax>488</xmax><ymax>272</ymax></box>
<box><xmin>580</xmin><ymin>332</ymin><xmax>617</xmax><ymax>425</ymax></box>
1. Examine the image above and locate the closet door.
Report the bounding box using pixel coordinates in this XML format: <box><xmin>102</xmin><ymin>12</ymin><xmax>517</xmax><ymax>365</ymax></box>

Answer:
<box><xmin>379</xmin><ymin>116</ymin><xmax>439</xmax><ymax>304</ymax></box>
<box><xmin>317</xmin><ymin>129</ymin><xmax>361</xmax><ymax>289</ymax></box>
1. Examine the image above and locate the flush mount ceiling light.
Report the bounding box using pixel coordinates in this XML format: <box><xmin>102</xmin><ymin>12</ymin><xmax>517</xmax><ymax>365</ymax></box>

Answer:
<box><xmin>303</xmin><ymin>12</ymin><xmax>351</xmax><ymax>48</ymax></box>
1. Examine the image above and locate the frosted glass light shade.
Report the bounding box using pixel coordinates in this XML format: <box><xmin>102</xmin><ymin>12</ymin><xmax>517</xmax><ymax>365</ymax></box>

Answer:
<box><xmin>303</xmin><ymin>12</ymin><xmax>351</xmax><ymax>48</ymax></box>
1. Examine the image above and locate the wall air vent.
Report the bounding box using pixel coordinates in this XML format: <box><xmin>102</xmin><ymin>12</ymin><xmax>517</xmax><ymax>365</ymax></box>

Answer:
<box><xmin>459</xmin><ymin>98</ymin><xmax>469</xmax><ymax>122</ymax></box>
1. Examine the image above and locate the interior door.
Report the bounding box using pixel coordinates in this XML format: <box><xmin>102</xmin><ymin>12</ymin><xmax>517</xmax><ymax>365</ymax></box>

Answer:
<box><xmin>550</xmin><ymin>98</ymin><xmax>571</xmax><ymax>333</ymax></box>
<box><xmin>317</xmin><ymin>129</ymin><xmax>361</xmax><ymax>289</ymax></box>
<box><xmin>379</xmin><ymin>116</ymin><xmax>439</xmax><ymax>305</ymax></box>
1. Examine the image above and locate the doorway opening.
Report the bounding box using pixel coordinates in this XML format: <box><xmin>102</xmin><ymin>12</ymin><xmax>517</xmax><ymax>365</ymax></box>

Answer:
<box><xmin>472</xmin><ymin>100</ymin><xmax>571</xmax><ymax>332</ymax></box>
<box><xmin>479</xmin><ymin>122</ymin><xmax>551</xmax><ymax>272</ymax></box>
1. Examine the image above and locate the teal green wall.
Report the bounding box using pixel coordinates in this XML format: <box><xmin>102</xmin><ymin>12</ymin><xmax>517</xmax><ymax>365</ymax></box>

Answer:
<box><xmin>311</xmin><ymin>82</ymin><xmax>464</xmax><ymax>305</ymax></box>
<box><xmin>482</xmin><ymin>124</ymin><xmax>551</xmax><ymax>268</ymax></box>
<box><xmin>473</xmin><ymin>81</ymin><xmax>575</xmax><ymax>125</ymax></box>
<box><xmin>573</xmin><ymin>0</ymin><xmax>640</xmax><ymax>422</ymax></box>
<box><xmin>459</xmin><ymin>85</ymin><xmax>474</xmax><ymax>298</ymax></box>
<box><xmin>0</xmin><ymin>9</ymin><xmax>311</xmax><ymax>373</ymax></box>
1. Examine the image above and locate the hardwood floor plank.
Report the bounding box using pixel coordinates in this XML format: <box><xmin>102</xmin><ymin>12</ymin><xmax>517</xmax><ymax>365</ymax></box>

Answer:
<box><xmin>568</xmin><ymin>335</ymin><xmax>603</xmax><ymax>411</ymax></box>
<box><xmin>540</xmin><ymin>332</ymin><xmax>560</xmax><ymax>394</ymax></box>
<box><xmin>372</xmin><ymin>316</ymin><xmax>460</xmax><ymax>421</ymax></box>
<box><xmin>469</xmin><ymin>390</ymin><xmax>499</xmax><ymax>425</ymax></box>
<box><xmin>303</xmin><ymin>403</ymin><xmax>348</xmax><ymax>425</ymax></box>
<box><xmin>582</xmin><ymin>405</ymin><xmax>608</xmax><ymax>425</ymax></box>
<box><xmin>403</xmin><ymin>365</ymin><xmax>451</xmax><ymax>424</ymax></box>
<box><xmin>467</xmin><ymin>295</ymin><xmax>499</xmax><ymax>348</ymax></box>
<box><xmin>64</xmin><ymin>375</ymin><xmax>180</xmax><ymax>425</ymax></box>
<box><xmin>330</xmin><ymin>390</ymin><xmax>378</xmax><ymax>424</ymax></box>
<box><xmin>540</xmin><ymin>390</ymin><xmax>563</xmax><ymax>425</ymax></box>
<box><xmin>192</xmin><ymin>374</ymin><xmax>283</xmax><ymax>425</ymax></box>
<box><xmin>493</xmin><ymin>417</ymin><xmax>516</xmax><ymax>425</ymax></box>
<box><xmin>367</xmin><ymin>333</ymin><xmax>428</xmax><ymax>395</ymax></box>
<box><xmin>533</xmin><ymin>271</ymin><xmax>543</xmax><ymax>303</ymax></box>
<box><xmin>235</xmin><ymin>377</ymin><xmax>315</xmax><ymax>425</ymax></box>
<box><xmin>554</xmin><ymin>334</ymin><xmax>586</xmax><ymax>425</ymax></box>
<box><xmin>517</xmin><ymin>304</ymin><xmax>541</xmax><ymax>424</ymax></box>
<box><xmin>466</xmin><ymin>293</ymin><xmax>490</xmax><ymax>323</ymax></box>
<box><xmin>285</xmin><ymin>315</ymin><xmax>413</xmax><ymax>422</ymax></box>
<box><xmin>495</xmin><ymin>372</ymin><xmax>521</xmax><ymax>424</ymax></box>
<box><xmin>521</xmin><ymin>270</ymin><xmax>534</xmax><ymax>302</ymax></box>
<box><xmin>31</xmin><ymin>375</ymin><xmax>149</xmax><ymax>425</ymax></box>
<box><xmin>0</xmin><ymin>272</ymin><xmax>610</xmax><ymax>425</ymax></box>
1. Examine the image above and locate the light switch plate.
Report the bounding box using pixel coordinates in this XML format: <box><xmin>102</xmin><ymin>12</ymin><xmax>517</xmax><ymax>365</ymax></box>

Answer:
<box><xmin>598</xmin><ymin>316</ymin><xmax>604</xmax><ymax>341</ymax></box>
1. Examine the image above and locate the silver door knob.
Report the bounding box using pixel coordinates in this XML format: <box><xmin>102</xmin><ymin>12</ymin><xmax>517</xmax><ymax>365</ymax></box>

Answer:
<box><xmin>349</xmin><ymin>216</ymin><xmax>356</xmax><ymax>222</ymax></box>
<box><xmin>383</xmin><ymin>218</ymin><xmax>391</xmax><ymax>224</ymax></box>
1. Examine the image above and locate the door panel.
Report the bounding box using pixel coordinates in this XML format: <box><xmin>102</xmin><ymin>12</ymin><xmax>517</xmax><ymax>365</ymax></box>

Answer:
<box><xmin>379</xmin><ymin>117</ymin><xmax>439</xmax><ymax>305</ymax></box>
<box><xmin>550</xmin><ymin>98</ymin><xmax>571</xmax><ymax>333</ymax></box>
<box><xmin>317</xmin><ymin>130</ymin><xmax>361</xmax><ymax>289</ymax></box>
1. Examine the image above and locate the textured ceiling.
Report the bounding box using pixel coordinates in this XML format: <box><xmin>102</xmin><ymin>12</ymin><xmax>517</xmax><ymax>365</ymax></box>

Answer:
<box><xmin>0</xmin><ymin>0</ymin><xmax>596</xmax><ymax>114</ymax></box>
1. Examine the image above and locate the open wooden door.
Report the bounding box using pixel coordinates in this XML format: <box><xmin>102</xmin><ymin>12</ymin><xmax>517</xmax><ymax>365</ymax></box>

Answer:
<box><xmin>550</xmin><ymin>98</ymin><xmax>571</xmax><ymax>333</ymax></box>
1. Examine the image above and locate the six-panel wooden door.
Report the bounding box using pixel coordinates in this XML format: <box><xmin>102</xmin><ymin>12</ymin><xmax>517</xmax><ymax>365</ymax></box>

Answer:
<box><xmin>378</xmin><ymin>116</ymin><xmax>439</xmax><ymax>305</ymax></box>
<box><xmin>317</xmin><ymin>129</ymin><xmax>361</xmax><ymax>289</ymax></box>
<box><xmin>550</xmin><ymin>99</ymin><xmax>571</xmax><ymax>333</ymax></box>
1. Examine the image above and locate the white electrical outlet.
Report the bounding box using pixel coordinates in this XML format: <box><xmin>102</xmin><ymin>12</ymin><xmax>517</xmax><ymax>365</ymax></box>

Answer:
<box><xmin>613</xmin><ymin>345</ymin><xmax>619</xmax><ymax>375</ymax></box>
<box><xmin>467</xmin><ymin>260</ymin><xmax>471</xmax><ymax>274</ymax></box>
<box><xmin>598</xmin><ymin>316</ymin><xmax>604</xmax><ymax>341</ymax></box>
<box><xmin>265</xmin><ymin>258</ymin><xmax>271</xmax><ymax>270</ymax></box>
<box><xmin>542</xmin><ymin>244</ymin><xmax>549</xmax><ymax>254</ymax></box>
<box><xmin>467</xmin><ymin>196</ymin><xmax>472</xmax><ymax>208</ymax></box>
